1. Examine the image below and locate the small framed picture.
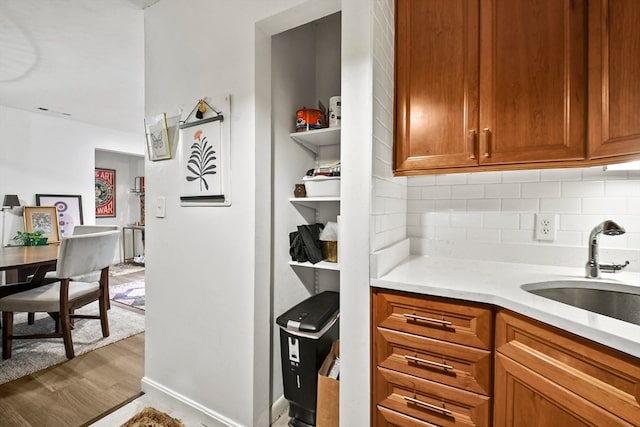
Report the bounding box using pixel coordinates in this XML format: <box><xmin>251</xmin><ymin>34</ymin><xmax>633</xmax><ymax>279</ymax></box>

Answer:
<box><xmin>145</xmin><ymin>112</ymin><xmax>172</xmax><ymax>161</ymax></box>
<box><xmin>36</xmin><ymin>194</ymin><xmax>84</xmax><ymax>237</ymax></box>
<box><xmin>23</xmin><ymin>206</ymin><xmax>61</xmax><ymax>244</ymax></box>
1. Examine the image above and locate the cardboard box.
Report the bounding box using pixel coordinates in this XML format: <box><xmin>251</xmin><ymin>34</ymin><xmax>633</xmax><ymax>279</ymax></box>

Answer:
<box><xmin>316</xmin><ymin>340</ymin><xmax>340</xmax><ymax>427</ymax></box>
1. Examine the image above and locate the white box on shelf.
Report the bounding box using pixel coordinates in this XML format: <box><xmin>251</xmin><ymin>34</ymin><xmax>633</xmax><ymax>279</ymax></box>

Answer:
<box><xmin>302</xmin><ymin>176</ymin><xmax>340</xmax><ymax>197</ymax></box>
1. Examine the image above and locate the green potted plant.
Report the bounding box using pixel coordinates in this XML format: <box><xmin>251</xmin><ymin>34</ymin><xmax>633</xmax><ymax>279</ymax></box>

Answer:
<box><xmin>12</xmin><ymin>230</ymin><xmax>49</xmax><ymax>246</ymax></box>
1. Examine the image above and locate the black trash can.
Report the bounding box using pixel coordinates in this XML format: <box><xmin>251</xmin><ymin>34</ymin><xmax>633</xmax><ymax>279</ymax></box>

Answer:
<box><xmin>277</xmin><ymin>291</ymin><xmax>340</xmax><ymax>427</ymax></box>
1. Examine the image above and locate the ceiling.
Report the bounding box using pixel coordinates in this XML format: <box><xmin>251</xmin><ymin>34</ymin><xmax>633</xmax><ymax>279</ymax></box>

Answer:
<box><xmin>0</xmin><ymin>0</ymin><xmax>158</xmax><ymax>134</ymax></box>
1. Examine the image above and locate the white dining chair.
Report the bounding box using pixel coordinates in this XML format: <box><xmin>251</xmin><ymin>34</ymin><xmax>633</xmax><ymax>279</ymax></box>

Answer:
<box><xmin>0</xmin><ymin>230</ymin><xmax>120</xmax><ymax>359</ymax></box>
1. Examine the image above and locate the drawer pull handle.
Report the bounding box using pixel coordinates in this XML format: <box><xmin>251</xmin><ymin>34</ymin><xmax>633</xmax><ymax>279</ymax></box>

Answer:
<box><xmin>403</xmin><ymin>396</ymin><xmax>453</xmax><ymax>416</ymax></box>
<box><xmin>405</xmin><ymin>355</ymin><xmax>453</xmax><ymax>371</ymax></box>
<box><xmin>468</xmin><ymin>129</ymin><xmax>477</xmax><ymax>160</ymax></box>
<box><xmin>403</xmin><ymin>313</ymin><xmax>452</xmax><ymax>326</ymax></box>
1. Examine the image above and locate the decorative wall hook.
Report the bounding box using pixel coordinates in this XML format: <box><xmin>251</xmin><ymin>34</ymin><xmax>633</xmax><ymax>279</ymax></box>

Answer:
<box><xmin>182</xmin><ymin>98</ymin><xmax>223</xmax><ymax>125</ymax></box>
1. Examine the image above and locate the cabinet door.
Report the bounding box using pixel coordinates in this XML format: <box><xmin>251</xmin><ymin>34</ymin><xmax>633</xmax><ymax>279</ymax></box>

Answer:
<box><xmin>588</xmin><ymin>0</ymin><xmax>640</xmax><ymax>159</ymax></box>
<box><xmin>479</xmin><ymin>0</ymin><xmax>586</xmax><ymax>165</ymax></box>
<box><xmin>394</xmin><ymin>0</ymin><xmax>480</xmax><ymax>172</ymax></box>
<box><xmin>494</xmin><ymin>354</ymin><xmax>627</xmax><ymax>427</ymax></box>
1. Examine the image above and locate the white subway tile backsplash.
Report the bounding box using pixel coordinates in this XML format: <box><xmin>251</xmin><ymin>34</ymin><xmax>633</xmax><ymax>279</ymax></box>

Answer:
<box><xmin>560</xmin><ymin>214</ymin><xmax>604</xmax><ymax>231</ymax></box>
<box><xmin>485</xmin><ymin>183</ymin><xmax>520</xmax><ymax>198</ymax></box>
<box><xmin>540</xmin><ymin>168</ymin><xmax>582</xmax><ymax>181</ymax></box>
<box><xmin>435</xmin><ymin>226</ymin><xmax>466</xmax><ymax>241</ymax></box>
<box><xmin>421</xmin><ymin>185</ymin><xmax>451</xmax><ymax>199</ymax></box>
<box><xmin>435</xmin><ymin>174</ymin><xmax>468</xmax><ymax>185</ymax></box>
<box><xmin>501</xmin><ymin>229</ymin><xmax>534</xmax><ymax>243</ymax></box>
<box><xmin>554</xmin><ymin>230</ymin><xmax>583</xmax><ymax>246</ymax></box>
<box><xmin>483</xmin><ymin>213</ymin><xmax>520</xmax><ymax>229</ymax></box>
<box><xmin>435</xmin><ymin>199</ymin><xmax>466</xmax><ymax>212</ymax></box>
<box><xmin>467</xmin><ymin>228</ymin><xmax>501</xmax><ymax>242</ymax></box>
<box><xmin>502</xmin><ymin>170</ymin><xmax>541</xmax><ymax>183</ymax></box>
<box><xmin>522</xmin><ymin>182</ymin><xmax>561</xmax><ymax>198</ymax></box>
<box><xmin>408</xmin><ymin>175</ymin><xmax>437</xmax><ymax>186</ymax></box>
<box><xmin>424</xmin><ymin>212</ymin><xmax>451</xmax><ymax>226</ymax></box>
<box><xmin>467</xmin><ymin>171</ymin><xmax>502</xmax><ymax>184</ymax></box>
<box><xmin>582</xmin><ymin>198</ymin><xmax>628</xmax><ymax>215</ymax></box>
<box><xmin>606</xmin><ymin>180</ymin><xmax>640</xmax><ymax>197</ymax></box>
<box><xmin>451</xmin><ymin>212</ymin><xmax>482</xmax><ymax>228</ymax></box>
<box><xmin>407</xmin><ymin>186</ymin><xmax>421</xmax><ymax>200</ymax></box>
<box><xmin>502</xmin><ymin>198</ymin><xmax>539</xmax><ymax>212</ymax></box>
<box><xmin>407</xmin><ymin>199</ymin><xmax>435</xmax><ymax>213</ymax></box>
<box><xmin>519</xmin><ymin>213</ymin><xmax>535</xmax><ymax>230</ymax></box>
<box><xmin>540</xmin><ymin>198</ymin><xmax>581</xmax><ymax>213</ymax></box>
<box><xmin>467</xmin><ymin>199</ymin><xmax>501</xmax><ymax>211</ymax></box>
<box><xmin>561</xmin><ymin>181</ymin><xmax>605</xmax><ymax>197</ymax></box>
<box><xmin>451</xmin><ymin>184</ymin><xmax>485</xmax><ymax>199</ymax></box>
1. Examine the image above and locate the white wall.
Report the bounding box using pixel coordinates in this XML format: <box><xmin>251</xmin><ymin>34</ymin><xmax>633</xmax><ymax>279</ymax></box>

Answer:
<box><xmin>143</xmin><ymin>2</ymin><xmax>311</xmax><ymax>426</ymax></box>
<box><xmin>0</xmin><ymin>105</ymin><xmax>144</xmax><ymax>250</ymax></box>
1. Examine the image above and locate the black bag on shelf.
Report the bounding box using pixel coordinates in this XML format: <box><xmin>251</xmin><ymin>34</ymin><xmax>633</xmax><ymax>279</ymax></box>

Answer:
<box><xmin>289</xmin><ymin>223</ymin><xmax>325</xmax><ymax>264</ymax></box>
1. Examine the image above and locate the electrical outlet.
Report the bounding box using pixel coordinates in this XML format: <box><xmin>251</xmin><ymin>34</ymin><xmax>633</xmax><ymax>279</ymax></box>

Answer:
<box><xmin>535</xmin><ymin>213</ymin><xmax>557</xmax><ymax>241</ymax></box>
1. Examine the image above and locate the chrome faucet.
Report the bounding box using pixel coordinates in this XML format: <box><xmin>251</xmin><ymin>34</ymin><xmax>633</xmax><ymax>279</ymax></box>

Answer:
<box><xmin>585</xmin><ymin>220</ymin><xmax>630</xmax><ymax>278</ymax></box>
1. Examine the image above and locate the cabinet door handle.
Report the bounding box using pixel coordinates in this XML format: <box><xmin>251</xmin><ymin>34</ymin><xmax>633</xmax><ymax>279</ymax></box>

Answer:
<box><xmin>482</xmin><ymin>128</ymin><xmax>491</xmax><ymax>158</ymax></box>
<box><xmin>402</xmin><ymin>313</ymin><xmax>453</xmax><ymax>326</ymax></box>
<box><xmin>468</xmin><ymin>129</ymin><xmax>477</xmax><ymax>159</ymax></box>
<box><xmin>403</xmin><ymin>396</ymin><xmax>453</xmax><ymax>416</ymax></box>
<box><xmin>404</xmin><ymin>354</ymin><xmax>453</xmax><ymax>371</ymax></box>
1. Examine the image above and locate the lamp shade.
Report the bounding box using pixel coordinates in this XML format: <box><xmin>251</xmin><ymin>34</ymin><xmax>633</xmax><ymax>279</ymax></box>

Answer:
<box><xmin>2</xmin><ymin>194</ymin><xmax>20</xmax><ymax>208</ymax></box>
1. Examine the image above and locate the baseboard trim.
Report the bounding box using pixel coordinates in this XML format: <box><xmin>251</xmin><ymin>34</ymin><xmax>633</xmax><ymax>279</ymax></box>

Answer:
<box><xmin>141</xmin><ymin>376</ymin><xmax>242</xmax><ymax>427</ymax></box>
<box><xmin>271</xmin><ymin>395</ymin><xmax>289</xmax><ymax>424</ymax></box>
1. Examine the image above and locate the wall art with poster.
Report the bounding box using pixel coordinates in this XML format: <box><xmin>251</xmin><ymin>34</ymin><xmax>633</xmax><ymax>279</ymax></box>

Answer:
<box><xmin>179</xmin><ymin>95</ymin><xmax>231</xmax><ymax>207</ymax></box>
<box><xmin>95</xmin><ymin>168</ymin><xmax>116</xmax><ymax>217</ymax></box>
<box><xmin>36</xmin><ymin>194</ymin><xmax>84</xmax><ymax>237</ymax></box>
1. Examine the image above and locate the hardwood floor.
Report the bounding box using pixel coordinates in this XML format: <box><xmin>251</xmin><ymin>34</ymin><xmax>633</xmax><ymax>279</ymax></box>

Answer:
<box><xmin>0</xmin><ymin>270</ymin><xmax>145</xmax><ymax>427</ymax></box>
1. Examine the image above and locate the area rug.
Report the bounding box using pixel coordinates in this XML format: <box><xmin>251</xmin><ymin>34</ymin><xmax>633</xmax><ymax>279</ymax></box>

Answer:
<box><xmin>121</xmin><ymin>407</ymin><xmax>186</xmax><ymax>427</ymax></box>
<box><xmin>0</xmin><ymin>302</ymin><xmax>145</xmax><ymax>385</ymax></box>
<box><xmin>110</xmin><ymin>263</ymin><xmax>145</xmax><ymax>277</ymax></box>
<box><xmin>110</xmin><ymin>281</ymin><xmax>146</xmax><ymax>311</ymax></box>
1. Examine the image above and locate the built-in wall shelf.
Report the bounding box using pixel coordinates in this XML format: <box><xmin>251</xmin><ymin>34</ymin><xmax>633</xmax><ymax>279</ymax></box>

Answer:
<box><xmin>290</xmin><ymin>127</ymin><xmax>340</xmax><ymax>153</ymax></box>
<box><xmin>289</xmin><ymin>260</ymin><xmax>340</xmax><ymax>271</ymax></box>
<box><xmin>289</xmin><ymin>196</ymin><xmax>340</xmax><ymax>209</ymax></box>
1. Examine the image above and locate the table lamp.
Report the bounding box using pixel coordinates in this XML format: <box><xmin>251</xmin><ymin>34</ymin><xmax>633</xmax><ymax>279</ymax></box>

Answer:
<box><xmin>2</xmin><ymin>194</ymin><xmax>21</xmax><ymax>247</ymax></box>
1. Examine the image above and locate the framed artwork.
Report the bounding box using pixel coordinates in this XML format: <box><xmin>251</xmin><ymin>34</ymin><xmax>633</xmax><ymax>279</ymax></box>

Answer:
<box><xmin>36</xmin><ymin>194</ymin><xmax>84</xmax><ymax>237</ymax></box>
<box><xmin>179</xmin><ymin>95</ymin><xmax>231</xmax><ymax>207</ymax></box>
<box><xmin>23</xmin><ymin>206</ymin><xmax>61</xmax><ymax>244</ymax></box>
<box><xmin>95</xmin><ymin>168</ymin><xmax>116</xmax><ymax>217</ymax></box>
<box><xmin>145</xmin><ymin>112</ymin><xmax>172</xmax><ymax>161</ymax></box>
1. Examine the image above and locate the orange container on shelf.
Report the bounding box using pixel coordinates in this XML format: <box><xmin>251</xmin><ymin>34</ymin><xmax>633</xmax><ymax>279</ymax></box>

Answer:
<box><xmin>296</xmin><ymin>108</ymin><xmax>324</xmax><ymax>132</ymax></box>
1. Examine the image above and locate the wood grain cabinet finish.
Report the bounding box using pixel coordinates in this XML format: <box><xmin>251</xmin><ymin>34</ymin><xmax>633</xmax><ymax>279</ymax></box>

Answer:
<box><xmin>588</xmin><ymin>0</ymin><xmax>640</xmax><ymax>160</ymax></box>
<box><xmin>394</xmin><ymin>0</ymin><xmax>587</xmax><ymax>175</ymax></box>
<box><xmin>372</xmin><ymin>289</ymin><xmax>493</xmax><ymax>427</ymax></box>
<box><xmin>494</xmin><ymin>310</ymin><xmax>640</xmax><ymax>427</ymax></box>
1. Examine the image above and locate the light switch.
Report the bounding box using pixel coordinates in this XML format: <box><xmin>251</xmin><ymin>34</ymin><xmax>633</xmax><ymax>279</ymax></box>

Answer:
<box><xmin>155</xmin><ymin>197</ymin><xmax>166</xmax><ymax>218</ymax></box>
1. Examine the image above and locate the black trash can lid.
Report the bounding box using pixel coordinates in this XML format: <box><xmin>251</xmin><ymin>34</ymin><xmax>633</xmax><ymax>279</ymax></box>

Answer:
<box><xmin>276</xmin><ymin>291</ymin><xmax>339</xmax><ymax>333</ymax></box>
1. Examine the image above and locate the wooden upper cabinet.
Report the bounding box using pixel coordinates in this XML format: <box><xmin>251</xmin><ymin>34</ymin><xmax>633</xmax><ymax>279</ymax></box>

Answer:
<box><xmin>588</xmin><ymin>0</ymin><xmax>640</xmax><ymax>159</ymax></box>
<box><xmin>394</xmin><ymin>0</ymin><xmax>588</xmax><ymax>175</ymax></box>
<box><xmin>394</xmin><ymin>0</ymin><xmax>480</xmax><ymax>172</ymax></box>
<box><xmin>479</xmin><ymin>0</ymin><xmax>586</xmax><ymax>165</ymax></box>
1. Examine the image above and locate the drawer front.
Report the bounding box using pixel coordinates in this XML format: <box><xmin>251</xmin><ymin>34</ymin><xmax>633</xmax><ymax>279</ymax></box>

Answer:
<box><xmin>376</xmin><ymin>327</ymin><xmax>492</xmax><ymax>395</ymax></box>
<box><xmin>376</xmin><ymin>405</ymin><xmax>442</xmax><ymax>427</ymax></box>
<box><xmin>374</xmin><ymin>289</ymin><xmax>493</xmax><ymax>350</ymax></box>
<box><xmin>375</xmin><ymin>366</ymin><xmax>490</xmax><ymax>427</ymax></box>
<box><xmin>496</xmin><ymin>310</ymin><xmax>640</xmax><ymax>425</ymax></box>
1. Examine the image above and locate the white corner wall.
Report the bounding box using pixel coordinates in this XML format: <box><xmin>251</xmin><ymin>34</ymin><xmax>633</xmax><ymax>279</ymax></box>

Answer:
<box><xmin>143</xmin><ymin>2</ymin><xmax>311</xmax><ymax>426</ymax></box>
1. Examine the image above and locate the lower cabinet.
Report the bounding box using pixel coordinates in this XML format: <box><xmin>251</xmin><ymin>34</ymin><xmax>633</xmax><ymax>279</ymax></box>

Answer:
<box><xmin>495</xmin><ymin>310</ymin><xmax>640</xmax><ymax>427</ymax></box>
<box><xmin>372</xmin><ymin>289</ymin><xmax>640</xmax><ymax>427</ymax></box>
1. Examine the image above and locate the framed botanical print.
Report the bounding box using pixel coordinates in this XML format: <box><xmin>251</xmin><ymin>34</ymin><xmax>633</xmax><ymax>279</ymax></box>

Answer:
<box><xmin>36</xmin><ymin>194</ymin><xmax>84</xmax><ymax>237</ymax></box>
<box><xmin>95</xmin><ymin>168</ymin><xmax>116</xmax><ymax>217</ymax></box>
<box><xmin>23</xmin><ymin>206</ymin><xmax>61</xmax><ymax>244</ymax></box>
<box><xmin>145</xmin><ymin>112</ymin><xmax>172</xmax><ymax>161</ymax></box>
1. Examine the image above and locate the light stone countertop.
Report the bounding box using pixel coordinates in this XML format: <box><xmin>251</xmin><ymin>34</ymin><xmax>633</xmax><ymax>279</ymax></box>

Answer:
<box><xmin>370</xmin><ymin>255</ymin><xmax>640</xmax><ymax>359</ymax></box>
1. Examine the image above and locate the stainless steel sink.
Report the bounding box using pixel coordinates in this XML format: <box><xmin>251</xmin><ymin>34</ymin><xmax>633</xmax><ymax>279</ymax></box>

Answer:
<box><xmin>522</xmin><ymin>280</ymin><xmax>640</xmax><ymax>326</ymax></box>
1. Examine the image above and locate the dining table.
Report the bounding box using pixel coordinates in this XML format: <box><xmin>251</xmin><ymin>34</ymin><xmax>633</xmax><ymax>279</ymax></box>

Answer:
<box><xmin>0</xmin><ymin>244</ymin><xmax>59</xmax><ymax>298</ymax></box>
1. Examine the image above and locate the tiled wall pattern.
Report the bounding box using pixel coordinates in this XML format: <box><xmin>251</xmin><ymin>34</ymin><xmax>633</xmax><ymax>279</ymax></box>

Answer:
<box><xmin>371</xmin><ymin>0</ymin><xmax>407</xmax><ymax>253</ymax></box>
<box><xmin>407</xmin><ymin>167</ymin><xmax>640</xmax><ymax>253</ymax></box>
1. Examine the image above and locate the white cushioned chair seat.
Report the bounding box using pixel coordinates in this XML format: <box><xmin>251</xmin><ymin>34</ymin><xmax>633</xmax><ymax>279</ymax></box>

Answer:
<box><xmin>0</xmin><ymin>280</ymin><xmax>99</xmax><ymax>313</ymax></box>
